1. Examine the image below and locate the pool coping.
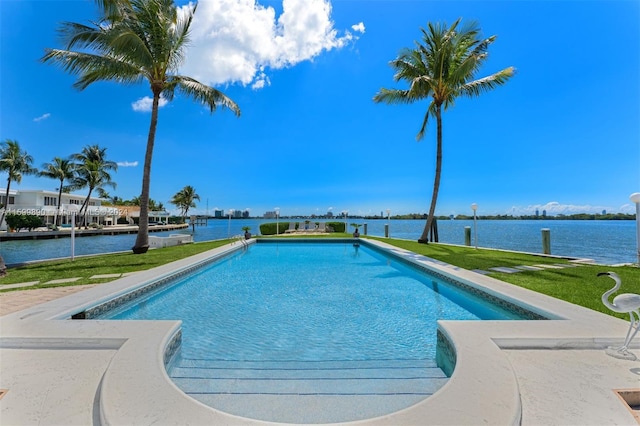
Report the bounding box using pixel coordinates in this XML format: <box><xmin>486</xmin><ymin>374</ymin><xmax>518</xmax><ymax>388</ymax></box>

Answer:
<box><xmin>0</xmin><ymin>238</ymin><xmax>638</xmax><ymax>425</ymax></box>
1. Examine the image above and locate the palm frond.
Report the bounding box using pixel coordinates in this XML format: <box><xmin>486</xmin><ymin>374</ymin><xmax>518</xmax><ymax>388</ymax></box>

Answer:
<box><xmin>174</xmin><ymin>77</ymin><xmax>241</xmax><ymax>116</ymax></box>
<box><xmin>459</xmin><ymin>66</ymin><xmax>516</xmax><ymax>98</ymax></box>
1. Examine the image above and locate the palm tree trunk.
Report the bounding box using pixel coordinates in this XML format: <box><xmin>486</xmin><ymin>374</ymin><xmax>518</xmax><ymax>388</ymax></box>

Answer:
<box><xmin>418</xmin><ymin>105</ymin><xmax>443</xmax><ymax>243</ymax></box>
<box><xmin>55</xmin><ymin>181</ymin><xmax>63</xmax><ymax>227</ymax></box>
<box><xmin>0</xmin><ymin>178</ymin><xmax>12</xmax><ymax>227</ymax></box>
<box><xmin>132</xmin><ymin>89</ymin><xmax>160</xmax><ymax>254</ymax></box>
<box><xmin>79</xmin><ymin>191</ymin><xmax>92</xmax><ymax>228</ymax></box>
<box><xmin>0</xmin><ymin>253</ymin><xmax>6</xmax><ymax>276</ymax></box>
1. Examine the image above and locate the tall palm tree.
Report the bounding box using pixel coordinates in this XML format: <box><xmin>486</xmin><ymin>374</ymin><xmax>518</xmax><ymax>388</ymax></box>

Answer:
<box><xmin>39</xmin><ymin>157</ymin><xmax>75</xmax><ymax>226</ymax></box>
<box><xmin>0</xmin><ymin>139</ymin><xmax>37</xmax><ymax>226</ymax></box>
<box><xmin>170</xmin><ymin>185</ymin><xmax>199</xmax><ymax>220</ymax></box>
<box><xmin>70</xmin><ymin>160</ymin><xmax>117</xmax><ymax>227</ymax></box>
<box><xmin>42</xmin><ymin>0</ymin><xmax>241</xmax><ymax>253</ymax></box>
<box><xmin>170</xmin><ymin>191</ymin><xmax>185</xmax><ymax>218</ymax></box>
<box><xmin>373</xmin><ymin>19</ymin><xmax>514</xmax><ymax>243</ymax></box>
<box><xmin>71</xmin><ymin>145</ymin><xmax>118</xmax><ymax>225</ymax></box>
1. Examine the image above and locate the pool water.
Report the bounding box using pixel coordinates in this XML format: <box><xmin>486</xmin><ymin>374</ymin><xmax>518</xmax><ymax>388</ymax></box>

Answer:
<box><xmin>103</xmin><ymin>242</ymin><xmax>521</xmax><ymax>361</ymax></box>
<box><xmin>98</xmin><ymin>241</ymin><xmax>531</xmax><ymax>423</ymax></box>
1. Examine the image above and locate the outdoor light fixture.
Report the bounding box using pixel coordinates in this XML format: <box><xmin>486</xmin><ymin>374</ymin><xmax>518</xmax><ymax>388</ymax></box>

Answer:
<box><xmin>630</xmin><ymin>193</ymin><xmax>640</xmax><ymax>265</ymax></box>
<box><xmin>275</xmin><ymin>207</ymin><xmax>280</xmax><ymax>235</ymax></box>
<box><xmin>66</xmin><ymin>204</ymin><xmax>80</xmax><ymax>261</ymax></box>
<box><xmin>471</xmin><ymin>203</ymin><xmax>478</xmax><ymax>249</ymax></box>
<box><xmin>228</xmin><ymin>209</ymin><xmax>234</xmax><ymax>238</ymax></box>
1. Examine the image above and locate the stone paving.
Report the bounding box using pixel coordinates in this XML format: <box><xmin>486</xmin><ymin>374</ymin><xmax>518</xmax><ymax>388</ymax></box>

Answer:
<box><xmin>0</xmin><ymin>284</ymin><xmax>99</xmax><ymax>317</ymax></box>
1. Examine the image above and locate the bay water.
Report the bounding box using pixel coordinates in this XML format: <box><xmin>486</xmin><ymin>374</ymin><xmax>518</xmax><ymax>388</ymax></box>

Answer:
<box><xmin>1</xmin><ymin>219</ymin><xmax>636</xmax><ymax>266</ymax></box>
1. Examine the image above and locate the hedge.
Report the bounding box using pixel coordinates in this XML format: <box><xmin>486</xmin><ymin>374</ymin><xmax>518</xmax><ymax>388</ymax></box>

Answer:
<box><xmin>326</xmin><ymin>221</ymin><xmax>345</xmax><ymax>233</ymax></box>
<box><xmin>259</xmin><ymin>221</ymin><xmax>346</xmax><ymax>235</ymax></box>
<box><xmin>5</xmin><ymin>213</ymin><xmax>43</xmax><ymax>231</ymax></box>
<box><xmin>260</xmin><ymin>222</ymin><xmax>291</xmax><ymax>235</ymax></box>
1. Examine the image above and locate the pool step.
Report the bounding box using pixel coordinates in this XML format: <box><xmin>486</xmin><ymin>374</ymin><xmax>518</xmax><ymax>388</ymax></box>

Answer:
<box><xmin>169</xmin><ymin>358</ymin><xmax>448</xmax><ymax>423</ymax></box>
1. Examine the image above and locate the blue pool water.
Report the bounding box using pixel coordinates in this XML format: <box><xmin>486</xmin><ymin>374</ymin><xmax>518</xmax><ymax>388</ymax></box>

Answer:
<box><xmin>97</xmin><ymin>241</ymin><xmax>537</xmax><ymax>423</ymax></box>
<box><xmin>102</xmin><ymin>242</ymin><xmax>526</xmax><ymax>360</ymax></box>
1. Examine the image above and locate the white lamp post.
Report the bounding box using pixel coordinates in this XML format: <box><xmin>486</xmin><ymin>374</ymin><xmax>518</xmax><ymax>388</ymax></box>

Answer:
<box><xmin>471</xmin><ymin>203</ymin><xmax>478</xmax><ymax>249</ymax></box>
<box><xmin>630</xmin><ymin>193</ymin><xmax>640</xmax><ymax>265</ymax></box>
<box><xmin>228</xmin><ymin>209</ymin><xmax>234</xmax><ymax>238</ymax></box>
<box><xmin>275</xmin><ymin>207</ymin><xmax>280</xmax><ymax>235</ymax></box>
<box><xmin>65</xmin><ymin>204</ymin><xmax>80</xmax><ymax>261</ymax></box>
<box><xmin>343</xmin><ymin>210</ymin><xmax>348</xmax><ymax>233</ymax></box>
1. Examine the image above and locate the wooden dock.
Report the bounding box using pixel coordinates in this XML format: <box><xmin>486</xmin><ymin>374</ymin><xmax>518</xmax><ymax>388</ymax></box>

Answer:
<box><xmin>0</xmin><ymin>223</ymin><xmax>189</xmax><ymax>241</ymax></box>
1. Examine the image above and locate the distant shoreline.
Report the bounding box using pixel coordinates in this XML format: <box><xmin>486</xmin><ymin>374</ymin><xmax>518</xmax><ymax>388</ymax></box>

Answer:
<box><xmin>0</xmin><ymin>223</ymin><xmax>189</xmax><ymax>242</ymax></box>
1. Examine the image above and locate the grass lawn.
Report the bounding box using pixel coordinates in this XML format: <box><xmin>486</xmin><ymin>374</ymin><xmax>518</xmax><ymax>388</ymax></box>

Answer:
<box><xmin>1</xmin><ymin>234</ymin><xmax>638</xmax><ymax>321</ymax></box>
<box><xmin>364</xmin><ymin>236</ymin><xmax>640</xmax><ymax>321</ymax></box>
<box><xmin>0</xmin><ymin>239</ymin><xmax>235</xmax><ymax>289</ymax></box>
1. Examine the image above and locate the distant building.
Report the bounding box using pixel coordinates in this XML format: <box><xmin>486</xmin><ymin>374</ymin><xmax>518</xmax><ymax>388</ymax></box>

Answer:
<box><xmin>535</xmin><ymin>209</ymin><xmax>539</xmax><ymax>217</ymax></box>
<box><xmin>242</xmin><ymin>210</ymin><xmax>250</xmax><ymax>218</ymax></box>
<box><xmin>602</xmin><ymin>210</ymin><xmax>606</xmax><ymax>215</ymax></box>
<box><xmin>233</xmin><ymin>210</ymin><xmax>242</xmax><ymax>218</ymax></box>
<box><xmin>264</xmin><ymin>211</ymin><xmax>277</xmax><ymax>219</ymax></box>
<box><xmin>0</xmin><ymin>189</ymin><xmax>118</xmax><ymax>230</ymax></box>
<box><xmin>542</xmin><ymin>210</ymin><xmax>547</xmax><ymax>217</ymax></box>
<box><xmin>214</xmin><ymin>209</ymin><xmax>223</xmax><ymax>218</ymax></box>
<box><xmin>326</xmin><ymin>211</ymin><xmax>334</xmax><ymax>218</ymax></box>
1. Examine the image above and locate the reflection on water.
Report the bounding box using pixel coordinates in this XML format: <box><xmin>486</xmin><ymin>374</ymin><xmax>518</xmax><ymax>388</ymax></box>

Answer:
<box><xmin>0</xmin><ymin>219</ymin><xmax>635</xmax><ymax>265</ymax></box>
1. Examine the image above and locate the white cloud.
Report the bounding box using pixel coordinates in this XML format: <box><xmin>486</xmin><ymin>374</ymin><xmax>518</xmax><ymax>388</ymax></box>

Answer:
<box><xmin>351</xmin><ymin>22</ymin><xmax>365</xmax><ymax>33</ymax></box>
<box><xmin>511</xmin><ymin>201</ymin><xmax>628</xmax><ymax>216</ymax></box>
<box><xmin>33</xmin><ymin>113</ymin><xmax>51</xmax><ymax>122</ymax></box>
<box><xmin>131</xmin><ymin>96</ymin><xmax>168</xmax><ymax>112</ymax></box>
<box><xmin>117</xmin><ymin>161</ymin><xmax>139</xmax><ymax>167</ymax></box>
<box><xmin>180</xmin><ymin>0</ymin><xmax>362</xmax><ymax>89</ymax></box>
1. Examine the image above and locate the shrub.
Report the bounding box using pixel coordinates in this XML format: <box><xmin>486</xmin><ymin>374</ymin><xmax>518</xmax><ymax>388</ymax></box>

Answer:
<box><xmin>260</xmin><ymin>222</ymin><xmax>290</xmax><ymax>235</ymax></box>
<box><xmin>168</xmin><ymin>216</ymin><xmax>185</xmax><ymax>224</ymax></box>
<box><xmin>326</xmin><ymin>221</ymin><xmax>345</xmax><ymax>233</ymax></box>
<box><xmin>5</xmin><ymin>213</ymin><xmax>43</xmax><ymax>231</ymax></box>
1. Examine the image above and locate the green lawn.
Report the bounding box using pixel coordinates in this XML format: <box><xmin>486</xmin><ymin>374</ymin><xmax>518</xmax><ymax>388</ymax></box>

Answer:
<box><xmin>0</xmin><ymin>239</ymin><xmax>235</xmax><ymax>289</ymax></box>
<box><xmin>1</xmin><ymin>235</ymin><xmax>638</xmax><ymax>321</ymax></box>
<box><xmin>364</xmin><ymin>236</ymin><xmax>639</xmax><ymax>320</ymax></box>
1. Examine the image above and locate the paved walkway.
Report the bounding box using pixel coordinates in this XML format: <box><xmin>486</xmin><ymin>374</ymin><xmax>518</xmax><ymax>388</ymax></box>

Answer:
<box><xmin>0</xmin><ymin>285</ymin><xmax>99</xmax><ymax>316</ymax></box>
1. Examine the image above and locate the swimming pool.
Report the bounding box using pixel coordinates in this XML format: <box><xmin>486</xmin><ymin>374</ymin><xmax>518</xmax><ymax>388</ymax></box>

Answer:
<box><xmin>86</xmin><ymin>240</ymin><xmax>544</xmax><ymax>423</ymax></box>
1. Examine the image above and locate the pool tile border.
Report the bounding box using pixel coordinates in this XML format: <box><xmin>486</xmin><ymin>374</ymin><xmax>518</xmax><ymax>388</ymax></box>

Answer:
<box><xmin>71</xmin><ymin>246</ymin><xmax>247</xmax><ymax>320</ymax></box>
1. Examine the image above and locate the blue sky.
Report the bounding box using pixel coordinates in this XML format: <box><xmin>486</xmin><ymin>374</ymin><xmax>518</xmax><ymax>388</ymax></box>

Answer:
<box><xmin>1</xmin><ymin>0</ymin><xmax>638</xmax><ymax>218</ymax></box>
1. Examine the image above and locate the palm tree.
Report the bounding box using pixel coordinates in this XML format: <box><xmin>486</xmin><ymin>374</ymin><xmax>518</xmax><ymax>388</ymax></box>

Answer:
<box><xmin>170</xmin><ymin>185</ymin><xmax>199</xmax><ymax>220</ymax></box>
<box><xmin>373</xmin><ymin>19</ymin><xmax>514</xmax><ymax>243</ymax></box>
<box><xmin>39</xmin><ymin>157</ymin><xmax>75</xmax><ymax>226</ymax></box>
<box><xmin>70</xmin><ymin>145</ymin><xmax>118</xmax><ymax>225</ymax></box>
<box><xmin>0</xmin><ymin>139</ymin><xmax>37</xmax><ymax>226</ymax></box>
<box><xmin>42</xmin><ymin>0</ymin><xmax>241</xmax><ymax>253</ymax></box>
<box><xmin>170</xmin><ymin>191</ymin><xmax>185</xmax><ymax>218</ymax></box>
<box><xmin>70</xmin><ymin>160</ymin><xmax>117</xmax><ymax>227</ymax></box>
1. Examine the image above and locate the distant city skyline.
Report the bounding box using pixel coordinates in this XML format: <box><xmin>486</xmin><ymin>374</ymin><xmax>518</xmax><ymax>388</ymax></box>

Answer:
<box><xmin>2</xmin><ymin>1</ymin><xmax>638</xmax><ymax>219</ymax></box>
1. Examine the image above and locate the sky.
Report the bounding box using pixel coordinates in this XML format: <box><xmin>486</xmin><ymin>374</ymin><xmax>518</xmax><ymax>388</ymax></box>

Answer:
<box><xmin>1</xmin><ymin>0</ymin><xmax>639</xmax><ymax>218</ymax></box>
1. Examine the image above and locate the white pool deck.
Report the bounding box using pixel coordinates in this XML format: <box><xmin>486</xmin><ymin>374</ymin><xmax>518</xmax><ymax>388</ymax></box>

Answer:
<box><xmin>1</xmin><ymin>238</ymin><xmax>639</xmax><ymax>425</ymax></box>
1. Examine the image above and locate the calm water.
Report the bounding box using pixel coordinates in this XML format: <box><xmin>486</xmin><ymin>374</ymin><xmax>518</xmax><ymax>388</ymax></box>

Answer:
<box><xmin>1</xmin><ymin>219</ymin><xmax>636</xmax><ymax>265</ymax></box>
<box><xmin>99</xmin><ymin>242</ymin><xmax>521</xmax><ymax>360</ymax></box>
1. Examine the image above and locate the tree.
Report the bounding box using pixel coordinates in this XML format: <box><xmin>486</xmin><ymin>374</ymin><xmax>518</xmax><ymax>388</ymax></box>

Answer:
<box><xmin>70</xmin><ymin>160</ymin><xmax>117</xmax><ymax>227</ymax></box>
<box><xmin>0</xmin><ymin>139</ymin><xmax>37</xmax><ymax>226</ymax></box>
<box><xmin>43</xmin><ymin>0</ymin><xmax>241</xmax><ymax>253</ymax></box>
<box><xmin>39</xmin><ymin>157</ymin><xmax>75</xmax><ymax>226</ymax></box>
<box><xmin>373</xmin><ymin>19</ymin><xmax>514</xmax><ymax>243</ymax></box>
<box><xmin>170</xmin><ymin>185</ymin><xmax>199</xmax><ymax>219</ymax></box>
<box><xmin>70</xmin><ymin>145</ymin><xmax>118</xmax><ymax>226</ymax></box>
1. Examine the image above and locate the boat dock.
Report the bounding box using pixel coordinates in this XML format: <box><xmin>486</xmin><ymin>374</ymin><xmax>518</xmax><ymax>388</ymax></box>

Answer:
<box><xmin>0</xmin><ymin>223</ymin><xmax>189</xmax><ymax>241</ymax></box>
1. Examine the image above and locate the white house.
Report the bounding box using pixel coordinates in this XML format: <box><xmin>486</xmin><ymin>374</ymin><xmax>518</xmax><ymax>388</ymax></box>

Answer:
<box><xmin>0</xmin><ymin>189</ymin><xmax>118</xmax><ymax>230</ymax></box>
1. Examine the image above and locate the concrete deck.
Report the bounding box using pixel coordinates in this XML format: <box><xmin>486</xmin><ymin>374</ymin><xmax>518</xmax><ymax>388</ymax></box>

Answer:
<box><xmin>1</xmin><ymin>239</ymin><xmax>638</xmax><ymax>425</ymax></box>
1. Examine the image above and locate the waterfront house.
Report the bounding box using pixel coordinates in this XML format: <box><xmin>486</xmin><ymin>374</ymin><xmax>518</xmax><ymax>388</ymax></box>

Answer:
<box><xmin>0</xmin><ymin>189</ymin><xmax>117</xmax><ymax>230</ymax></box>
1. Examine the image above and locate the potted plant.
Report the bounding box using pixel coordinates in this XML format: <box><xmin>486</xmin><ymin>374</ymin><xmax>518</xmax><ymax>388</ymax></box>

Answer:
<box><xmin>242</xmin><ymin>226</ymin><xmax>252</xmax><ymax>240</ymax></box>
<box><xmin>350</xmin><ymin>223</ymin><xmax>361</xmax><ymax>238</ymax></box>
